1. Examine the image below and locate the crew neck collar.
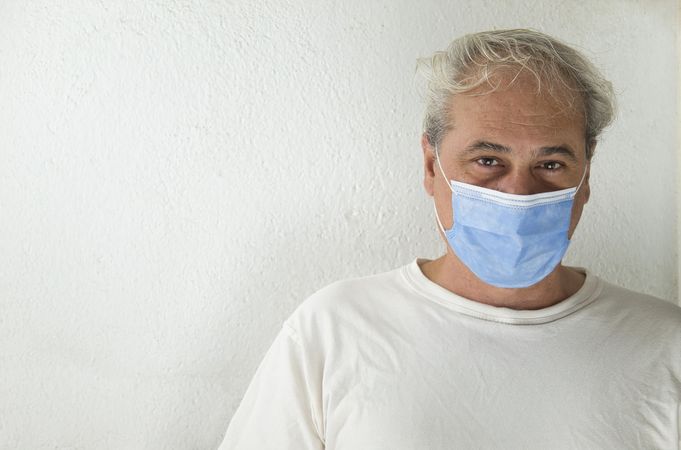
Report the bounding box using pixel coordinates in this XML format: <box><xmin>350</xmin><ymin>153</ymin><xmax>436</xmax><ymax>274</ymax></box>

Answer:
<box><xmin>401</xmin><ymin>258</ymin><xmax>602</xmax><ymax>325</ymax></box>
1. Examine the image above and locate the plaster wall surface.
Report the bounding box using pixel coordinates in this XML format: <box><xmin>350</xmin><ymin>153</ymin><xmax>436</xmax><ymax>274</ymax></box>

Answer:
<box><xmin>0</xmin><ymin>0</ymin><xmax>678</xmax><ymax>448</ymax></box>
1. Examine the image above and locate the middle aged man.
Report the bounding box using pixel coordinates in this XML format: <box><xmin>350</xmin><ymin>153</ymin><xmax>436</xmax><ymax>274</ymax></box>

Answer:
<box><xmin>219</xmin><ymin>29</ymin><xmax>681</xmax><ymax>449</ymax></box>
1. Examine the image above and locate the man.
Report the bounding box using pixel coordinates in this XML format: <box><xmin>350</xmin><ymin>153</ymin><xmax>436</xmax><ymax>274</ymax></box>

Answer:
<box><xmin>220</xmin><ymin>29</ymin><xmax>681</xmax><ymax>449</ymax></box>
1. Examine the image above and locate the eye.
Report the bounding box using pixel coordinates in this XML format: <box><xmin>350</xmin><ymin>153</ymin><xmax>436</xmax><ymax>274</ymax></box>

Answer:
<box><xmin>476</xmin><ymin>157</ymin><xmax>500</xmax><ymax>167</ymax></box>
<box><xmin>540</xmin><ymin>161</ymin><xmax>563</xmax><ymax>171</ymax></box>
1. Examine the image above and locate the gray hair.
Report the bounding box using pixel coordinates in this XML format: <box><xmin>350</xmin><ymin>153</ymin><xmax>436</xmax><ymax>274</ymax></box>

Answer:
<box><xmin>417</xmin><ymin>29</ymin><xmax>616</xmax><ymax>159</ymax></box>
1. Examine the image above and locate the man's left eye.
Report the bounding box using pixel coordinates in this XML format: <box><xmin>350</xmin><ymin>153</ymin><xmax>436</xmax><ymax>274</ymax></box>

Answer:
<box><xmin>541</xmin><ymin>161</ymin><xmax>563</xmax><ymax>170</ymax></box>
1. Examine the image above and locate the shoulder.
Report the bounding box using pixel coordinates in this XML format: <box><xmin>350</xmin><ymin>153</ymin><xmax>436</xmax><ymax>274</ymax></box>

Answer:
<box><xmin>598</xmin><ymin>279</ymin><xmax>680</xmax><ymax>313</ymax></box>
<box><xmin>592</xmin><ymin>279</ymin><xmax>681</xmax><ymax>384</ymax></box>
<box><xmin>294</xmin><ymin>264</ymin><xmax>408</xmax><ymax>317</ymax></box>
<box><xmin>594</xmin><ymin>278</ymin><xmax>681</xmax><ymax>330</ymax></box>
<box><xmin>283</xmin><ymin>263</ymin><xmax>412</xmax><ymax>340</ymax></box>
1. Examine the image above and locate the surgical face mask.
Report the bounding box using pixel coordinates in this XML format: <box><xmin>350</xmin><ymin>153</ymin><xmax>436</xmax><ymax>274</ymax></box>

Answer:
<box><xmin>433</xmin><ymin>145</ymin><xmax>588</xmax><ymax>289</ymax></box>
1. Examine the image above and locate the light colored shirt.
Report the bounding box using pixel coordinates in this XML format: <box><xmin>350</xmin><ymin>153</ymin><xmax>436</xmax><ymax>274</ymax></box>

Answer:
<box><xmin>220</xmin><ymin>259</ymin><xmax>681</xmax><ymax>449</ymax></box>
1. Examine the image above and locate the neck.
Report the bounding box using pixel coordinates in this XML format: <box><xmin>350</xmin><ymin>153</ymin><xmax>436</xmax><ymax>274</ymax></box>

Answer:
<box><xmin>420</xmin><ymin>250</ymin><xmax>586</xmax><ymax>310</ymax></box>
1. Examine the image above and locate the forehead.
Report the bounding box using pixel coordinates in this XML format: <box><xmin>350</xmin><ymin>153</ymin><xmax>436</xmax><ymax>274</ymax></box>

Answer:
<box><xmin>446</xmin><ymin>72</ymin><xmax>586</xmax><ymax>146</ymax></box>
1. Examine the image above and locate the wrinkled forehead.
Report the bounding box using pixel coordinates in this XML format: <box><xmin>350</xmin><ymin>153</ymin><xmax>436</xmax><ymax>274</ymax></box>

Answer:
<box><xmin>448</xmin><ymin>67</ymin><xmax>588</xmax><ymax>135</ymax></box>
<box><xmin>458</xmin><ymin>65</ymin><xmax>586</xmax><ymax>118</ymax></box>
<box><xmin>440</xmin><ymin>72</ymin><xmax>589</xmax><ymax>163</ymax></box>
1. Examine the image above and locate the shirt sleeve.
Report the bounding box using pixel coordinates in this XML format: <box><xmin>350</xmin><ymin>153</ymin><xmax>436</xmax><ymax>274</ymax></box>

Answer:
<box><xmin>218</xmin><ymin>322</ymin><xmax>325</xmax><ymax>450</ymax></box>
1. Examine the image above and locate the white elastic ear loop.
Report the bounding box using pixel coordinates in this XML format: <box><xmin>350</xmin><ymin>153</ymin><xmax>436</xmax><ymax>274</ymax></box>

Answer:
<box><xmin>574</xmin><ymin>160</ymin><xmax>589</xmax><ymax>194</ymax></box>
<box><xmin>434</xmin><ymin>144</ymin><xmax>454</xmax><ymax>193</ymax></box>
<box><xmin>433</xmin><ymin>143</ymin><xmax>452</xmax><ymax>236</ymax></box>
<box><xmin>433</xmin><ymin>201</ymin><xmax>448</xmax><ymax>237</ymax></box>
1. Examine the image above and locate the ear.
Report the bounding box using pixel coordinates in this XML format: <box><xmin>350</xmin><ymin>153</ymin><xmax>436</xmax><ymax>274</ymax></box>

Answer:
<box><xmin>422</xmin><ymin>133</ymin><xmax>436</xmax><ymax>197</ymax></box>
<box><xmin>582</xmin><ymin>140</ymin><xmax>597</xmax><ymax>204</ymax></box>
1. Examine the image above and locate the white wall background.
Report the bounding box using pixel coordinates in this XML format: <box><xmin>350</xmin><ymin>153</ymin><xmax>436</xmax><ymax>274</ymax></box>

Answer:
<box><xmin>1</xmin><ymin>0</ymin><xmax>678</xmax><ymax>448</ymax></box>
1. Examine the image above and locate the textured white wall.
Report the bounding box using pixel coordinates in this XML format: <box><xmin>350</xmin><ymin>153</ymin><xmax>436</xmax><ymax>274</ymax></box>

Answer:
<box><xmin>1</xmin><ymin>0</ymin><xmax>678</xmax><ymax>448</ymax></box>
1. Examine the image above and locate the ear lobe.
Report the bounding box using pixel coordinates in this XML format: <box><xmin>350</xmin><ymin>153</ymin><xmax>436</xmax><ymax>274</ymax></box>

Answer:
<box><xmin>421</xmin><ymin>134</ymin><xmax>436</xmax><ymax>196</ymax></box>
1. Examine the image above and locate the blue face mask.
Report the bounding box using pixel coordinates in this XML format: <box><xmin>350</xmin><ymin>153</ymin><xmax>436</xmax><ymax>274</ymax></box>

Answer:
<box><xmin>433</xmin><ymin>145</ymin><xmax>588</xmax><ymax>289</ymax></box>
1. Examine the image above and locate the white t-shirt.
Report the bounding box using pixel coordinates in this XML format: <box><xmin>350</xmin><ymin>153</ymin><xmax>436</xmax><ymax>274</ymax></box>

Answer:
<box><xmin>220</xmin><ymin>259</ymin><xmax>681</xmax><ymax>450</ymax></box>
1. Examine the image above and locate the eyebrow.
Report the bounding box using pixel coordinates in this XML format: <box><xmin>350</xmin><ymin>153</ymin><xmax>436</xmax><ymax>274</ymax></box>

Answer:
<box><xmin>463</xmin><ymin>140</ymin><xmax>578</xmax><ymax>162</ymax></box>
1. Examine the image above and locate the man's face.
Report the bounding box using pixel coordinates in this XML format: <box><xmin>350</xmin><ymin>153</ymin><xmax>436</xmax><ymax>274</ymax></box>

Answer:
<box><xmin>423</xmin><ymin>73</ymin><xmax>591</xmax><ymax>241</ymax></box>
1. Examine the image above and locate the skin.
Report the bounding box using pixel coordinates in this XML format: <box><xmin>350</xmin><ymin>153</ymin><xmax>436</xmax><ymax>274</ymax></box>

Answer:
<box><xmin>420</xmin><ymin>72</ymin><xmax>594</xmax><ymax>310</ymax></box>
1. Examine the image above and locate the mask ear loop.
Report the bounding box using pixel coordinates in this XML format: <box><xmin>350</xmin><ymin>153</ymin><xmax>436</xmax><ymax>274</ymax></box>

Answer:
<box><xmin>434</xmin><ymin>143</ymin><xmax>454</xmax><ymax>193</ymax></box>
<box><xmin>573</xmin><ymin>142</ymin><xmax>591</xmax><ymax>196</ymax></box>
<box><xmin>432</xmin><ymin>143</ymin><xmax>453</xmax><ymax>236</ymax></box>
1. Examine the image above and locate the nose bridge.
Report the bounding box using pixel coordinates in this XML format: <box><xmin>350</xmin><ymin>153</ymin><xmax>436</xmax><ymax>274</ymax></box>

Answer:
<box><xmin>497</xmin><ymin>165</ymin><xmax>537</xmax><ymax>195</ymax></box>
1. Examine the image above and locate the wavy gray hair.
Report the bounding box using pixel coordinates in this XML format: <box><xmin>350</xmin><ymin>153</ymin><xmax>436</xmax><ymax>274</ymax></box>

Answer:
<box><xmin>417</xmin><ymin>29</ymin><xmax>616</xmax><ymax>159</ymax></box>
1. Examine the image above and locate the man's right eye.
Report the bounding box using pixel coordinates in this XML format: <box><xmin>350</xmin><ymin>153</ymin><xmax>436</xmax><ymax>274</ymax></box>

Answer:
<box><xmin>476</xmin><ymin>158</ymin><xmax>499</xmax><ymax>167</ymax></box>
